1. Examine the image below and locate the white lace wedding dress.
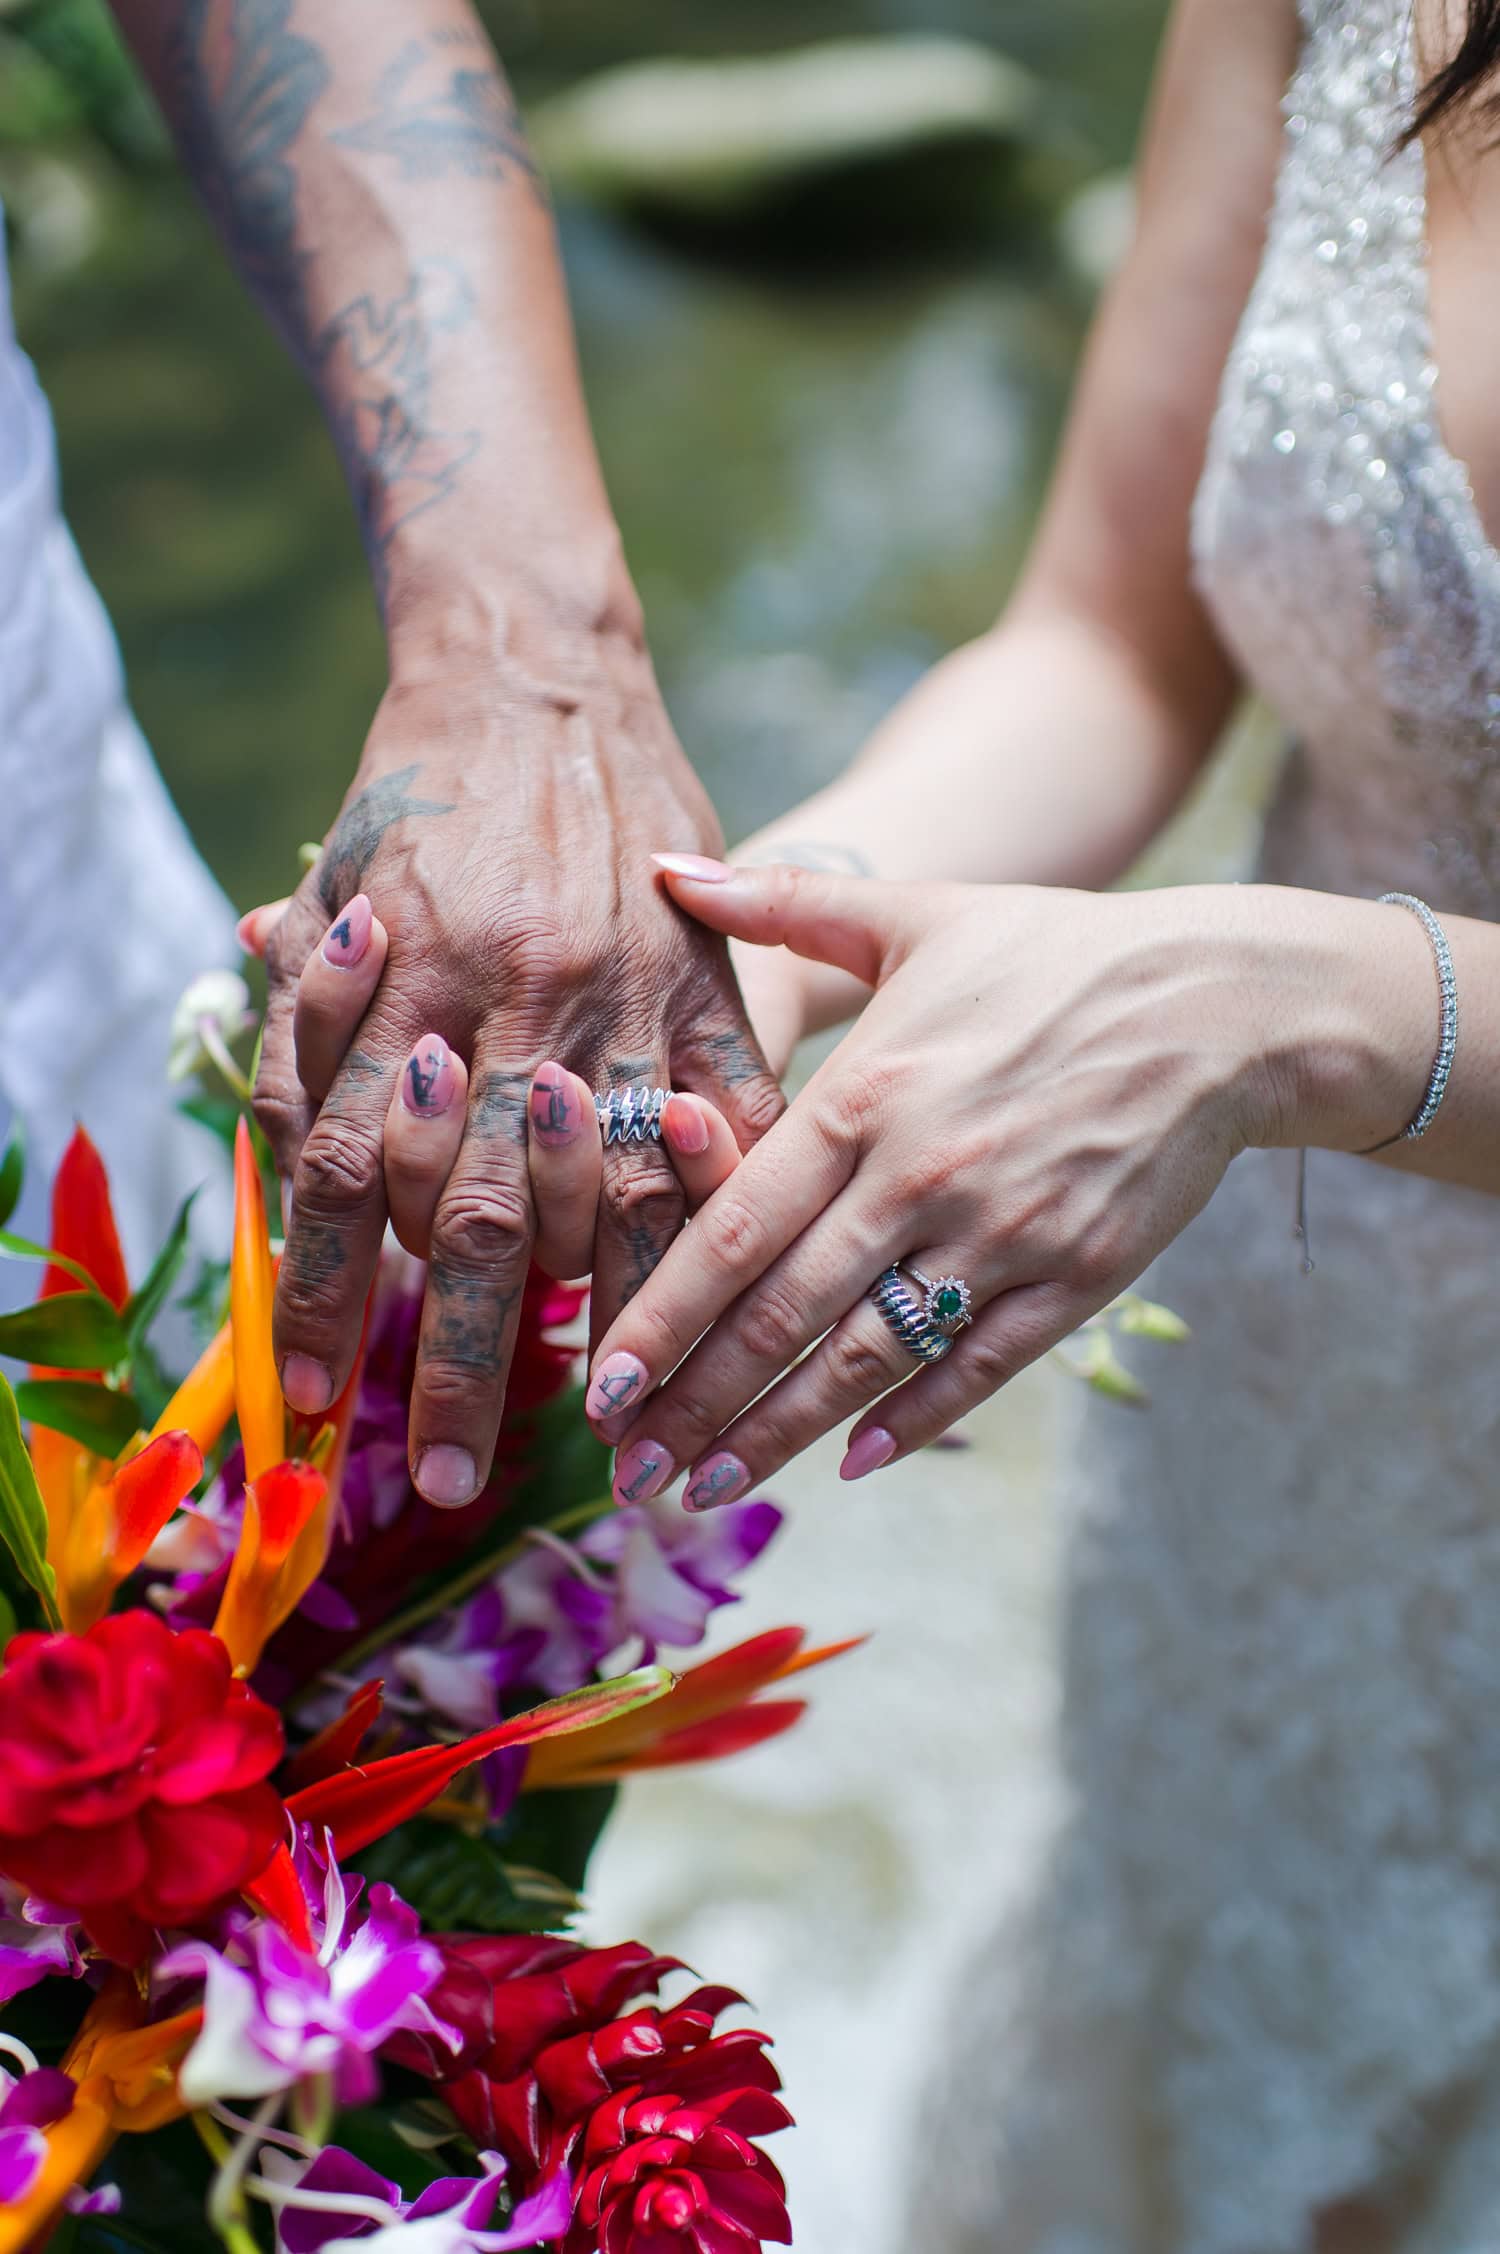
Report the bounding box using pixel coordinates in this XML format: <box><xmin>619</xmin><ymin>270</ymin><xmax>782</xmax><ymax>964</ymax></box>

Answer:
<box><xmin>0</xmin><ymin>224</ymin><xmax>234</xmax><ymax>1273</ymax></box>
<box><xmin>918</xmin><ymin>6</ymin><xmax>1500</xmax><ymax>2250</ymax></box>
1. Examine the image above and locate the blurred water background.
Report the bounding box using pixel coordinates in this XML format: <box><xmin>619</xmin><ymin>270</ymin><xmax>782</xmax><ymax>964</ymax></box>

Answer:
<box><xmin>0</xmin><ymin>6</ymin><xmax>1281</xmax><ymax>2248</ymax></box>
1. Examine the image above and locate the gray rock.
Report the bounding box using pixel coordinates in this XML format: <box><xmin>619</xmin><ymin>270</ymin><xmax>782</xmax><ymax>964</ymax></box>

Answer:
<box><xmin>532</xmin><ymin>37</ymin><xmax>1040</xmax><ymax>221</ymax></box>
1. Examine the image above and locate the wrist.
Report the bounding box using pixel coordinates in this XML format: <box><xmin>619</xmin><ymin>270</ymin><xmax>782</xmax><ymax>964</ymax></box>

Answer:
<box><xmin>380</xmin><ymin>517</ymin><xmax>653</xmax><ymax>703</ymax></box>
<box><xmin>1225</xmin><ymin>886</ymin><xmax>1439</xmax><ymax>1154</ymax></box>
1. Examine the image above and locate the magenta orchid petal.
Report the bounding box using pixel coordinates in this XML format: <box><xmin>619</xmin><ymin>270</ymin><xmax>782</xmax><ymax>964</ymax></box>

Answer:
<box><xmin>162</xmin><ymin>1838</ymin><xmax>457</xmax><ymax>2107</ymax></box>
<box><xmin>0</xmin><ymin>2124</ymin><xmax>47</xmax><ymax>2207</ymax></box>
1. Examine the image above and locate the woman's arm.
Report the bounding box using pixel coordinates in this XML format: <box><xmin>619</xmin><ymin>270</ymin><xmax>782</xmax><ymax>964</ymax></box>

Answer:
<box><xmin>582</xmin><ymin>864</ymin><xmax>1498</xmax><ymax>1509</ymax></box>
<box><xmin>735</xmin><ymin>0</ymin><xmax>1298</xmax><ymax>1040</ymax></box>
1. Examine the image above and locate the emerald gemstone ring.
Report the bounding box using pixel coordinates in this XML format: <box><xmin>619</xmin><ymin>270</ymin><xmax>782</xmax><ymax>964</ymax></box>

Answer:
<box><xmin>905</xmin><ymin>1265</ymin><xmax>974</xmax><ymax>1336</ymax></box>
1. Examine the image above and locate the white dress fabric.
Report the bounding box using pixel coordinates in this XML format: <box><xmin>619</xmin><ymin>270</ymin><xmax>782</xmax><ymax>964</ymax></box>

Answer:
<box><xmin>0</xmin><ymin>223</ymin><xmax>235</xmax><ymax>1274</ymax></box>
<box><xmin>918</xmin><ymin>7</ymin><xmax>1500</xmax><ymax>2251</ymax></box>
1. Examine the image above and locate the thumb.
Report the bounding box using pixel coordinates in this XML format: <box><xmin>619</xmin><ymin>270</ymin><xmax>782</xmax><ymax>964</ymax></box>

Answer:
<box><xmin>652</xmin><ymin>852</ymin><xmax>907</xmax><ymax>987</ymax></box>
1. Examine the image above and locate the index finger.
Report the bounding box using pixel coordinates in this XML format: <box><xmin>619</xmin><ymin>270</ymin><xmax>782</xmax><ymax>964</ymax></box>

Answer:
<box><xmin>274</xmin><ymin>1017</ymin><xmax>412</xmax><ymax>1413</ymax></box>
<box><xmin>584</xmin><ymin>1099</ymin><xmax>852</xmax><ymax>1438</ymax></box>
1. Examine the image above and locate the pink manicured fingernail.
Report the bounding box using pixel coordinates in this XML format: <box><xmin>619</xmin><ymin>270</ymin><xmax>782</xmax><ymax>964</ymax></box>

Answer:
<box><xmin>281</xmin><ymin>1354</ymin><xmax>333</xmax><ymax>1414</ymax></box>
<box><xmin>588</xmin><ymin>1352</ymin><xmax>650</xmax><ymax>1431</ymax></box>
<box><xmin>613</xmin><ymin>1438</ymin><xmax>676</xmax><ymax>1506</ymax></box>
<box><xmin>531</xmin><ymin>1065</ymin><xmax>581</xmax><ymax>1147</ymax></box>
<box><xmin>652</xmin><ymin>852</ymin><xmax>733</xmax><ymax>882</ymax></box>
<box><xmin>663</xmin><ymin>1094</ymin><xmax>710</xmax><ymax>1157</ymax></box>
<box><xmin>236</xmin><ymin>910</ymin><xmax>261</xmax><ymax>954</ymax></box>
<box><xmin>684</xmin><ymin>1452</ymin><xmax>751</xmax><ymax>1511</ymax></box>
<box><xmin>416</xmin><ymin>1445</ymin><xmax>479</xmax><ymax>1509</ymax></box>
<box><xmin>840</xmin><ymin>1426</ymin><xmax>897</xmax><ymax>1482</ymax></box>
<box><xmin>402</xmin><ymin>1034</ymin><xmax>458</xmax><ymax>1116</ymax></box>
<box><xmin>323</xmin><ymin>894</ymin><xmax>372</xmax><ymax>968</ymax></box>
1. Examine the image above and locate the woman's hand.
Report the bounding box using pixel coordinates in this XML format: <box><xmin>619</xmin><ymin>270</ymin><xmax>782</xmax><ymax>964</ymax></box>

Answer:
<box><xmin>583</xmin><ymin>858</ymin><xmax>1305</xmax><ymax>1507</ymax></box>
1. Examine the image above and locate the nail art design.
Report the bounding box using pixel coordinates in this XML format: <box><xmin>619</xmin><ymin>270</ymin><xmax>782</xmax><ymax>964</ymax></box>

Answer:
<box><xmin>588</xmin><ymin>1354</ymin><xmax>649</xmax><ymax>1425</ymax></box>
<box><xmin>684</xmin><ymin>1453</ymin><xmax>751</xmax><ymax>1512</ymax></box>
<box><xmin>531</xmin><ymin>1070</ymin><xmax>577</xmax><ymax>1146</ymax></box>
<box><xmin>403</xmin><ymin>1035</ymin><xmax>455</xmax><ymax>1115</ymax></box>
<box><xmin>613</xmin><ymin>1439</ymin><xmax>675</xmax><ymax>1506</ymax></box>
<box><xmin>323</xmin><ymin>894</ymin><xmax>372</xmax><ymax>968</ymax></box>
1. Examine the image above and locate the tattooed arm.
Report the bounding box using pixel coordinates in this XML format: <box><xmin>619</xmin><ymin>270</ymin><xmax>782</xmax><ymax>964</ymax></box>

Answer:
<box><xmin>109</xmin><ymin>0</ymin><xmax>782</xmax><ymax>1507</ymax></box>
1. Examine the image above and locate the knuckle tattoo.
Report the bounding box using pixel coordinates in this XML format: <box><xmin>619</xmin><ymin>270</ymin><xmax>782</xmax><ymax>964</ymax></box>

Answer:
<box><xmin>433</xmin><ymin>1187</ymin><xmax>532</xmax><ymax>1271</ymax></box>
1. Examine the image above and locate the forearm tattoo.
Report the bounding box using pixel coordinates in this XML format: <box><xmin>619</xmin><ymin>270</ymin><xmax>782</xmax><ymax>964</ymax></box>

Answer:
<box><xmin>169</xmin><ymin>5</ymin><xmax>541</xmax><ymax>594</ymax></box>
<box><xmin>332</xmin><ymin>28</ymin><xmax>541</xmax><ymax>188</ymax></box>
<box><xmin>316</xmin><ymin>260</ymin><xmax>479</xmax><ymax>577</ymax></box>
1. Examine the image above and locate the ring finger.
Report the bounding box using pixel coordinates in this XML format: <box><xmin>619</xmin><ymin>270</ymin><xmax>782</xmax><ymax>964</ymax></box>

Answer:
<box><xmin>674</xmin><ymin>1291</ymin><xmax>938</xmax><ymax>1511</ymax></box>
<box><xmin>527</xmin><ymin>1063</ymin><xmax>603</xmax><ymax>1281</ymax></box>
<box><xmin>608</xmin><ymin>1230</ymin><xmax>981</xmax><ymax>1506</ymax></box>
<box><xmin>384</xmin><ymin>1032</ymin><xmax>469</xmax><ymax>1257</ymax></box>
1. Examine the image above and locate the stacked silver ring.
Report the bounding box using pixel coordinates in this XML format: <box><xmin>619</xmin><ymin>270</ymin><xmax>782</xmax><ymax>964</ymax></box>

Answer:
<box><xmin>595</xmin><ymin>1084</ymin><xmax>670</xmax><ymax>1146</ymax></box>
<box><xmin>870</xmin><ymin>1266</ymin><xmax>953</xmax><ymax>1363</ymax></box>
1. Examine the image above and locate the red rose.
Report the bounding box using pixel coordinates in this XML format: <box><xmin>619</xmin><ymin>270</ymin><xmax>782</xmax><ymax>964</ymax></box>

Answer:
<box><xmin>566</xmin><ymin>2088</ymin><xmax>793</xmax><ymax>2254</ymax></box>
<box><xmin>0</xmin><ymin>1612</ymin><xmax>285</xmax><ymax>1926</ymax></box>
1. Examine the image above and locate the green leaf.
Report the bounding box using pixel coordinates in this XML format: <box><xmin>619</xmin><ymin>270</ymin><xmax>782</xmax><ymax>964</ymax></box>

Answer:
<box><xmin>70</xmin><ymin>2116</ymin><xmax>219</xmax><ymax>2254</ymax></box>
<box><xmin>499</xmin><ymin>1780</ymin><xmax>620</xmax><ymax>1896</ymax></box>
<box><xmin>177</xmin><ymin>1093</ymin><xmax>241</xmax><ymax>1154</ymax></box>
<box><xmin>123</xmin><ymin>1190</ymin><xmax>198</xmax><ymax>1352</ymax></box>
<box><xmin>177</xmin><ymin>1253</ymin><xmax>231</xmax><ymax>1344</ymax></box>
<box><xmin>357</xmin><ymin>1818</ymin><xmax>583</xmax><ymax>1935</ymax></box>
<box><xmin>0</xmin><ymin>1123</ymin><xmax>23</xmax><ymax>1228</ymax></box>
<box><xmin>1113</xmin><ymin>1292</ymin><xmax>1191</xmax><ymax>1344</ymax></box>
<box><xmin>335</xmin><ymin>2104</ymin><xmax>450</xmax><ymax>2201</ymax></box>
<box><xmin>0</xmin><ymin>1372</ymin><xmax>60</xmax><ymax>1629</ymax></box>
<box><xmin>0</xmin><ymin>1224</ymin><xmax>103</xmax><ymax>1297</ymax></box>
<box><xmin>0</xmin><ymin>1290</ymin><xmax>128</xmax><ymax>1370</ymax></box>
<box><xmin>13</xmin><ymin>1378</ymin><xmax>140</xmax><ymax>1457</ymax></box>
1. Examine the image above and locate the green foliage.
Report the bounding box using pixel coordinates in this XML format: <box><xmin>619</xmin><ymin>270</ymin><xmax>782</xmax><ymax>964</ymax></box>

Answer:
<box><xmin>359</xmin><ymin>1818</ymin><xmax>583</xmax><ymax>1936</ymax></box>
<box><xmin>501</xmin><ymin>1781</ymin><xmax>619</xmax><ymax>1897</ymax></box>
<box><xmin>0</xmin><ymin>1124</ymin><xmax>24</xmax><ymax>1229</ymax></box>
<box><xmin>0</xmin><ymin>1288</ymin><xmax>126</xmax><ymax>1369</ymax></box>
<box><xmin>0</xmin><ymin>1370</ymin><xmax>61</xmax><ymax>1632</ymax></box>
<box><xmin>123</xmin><ymin>1189</ymin><xmax>197</xmax><ymax>1353</ymax></box>
<box><xmin>67</xmin><ymin>2118</ymin><xmax>219</xmax><ymax>2254</ymax></box>
<box><xmin>178</xmin><ymin>1253</ymin><xmax>231</xmax><ymax>1344</ymax></box>
<box><xmin>12</xmin><ymin>1376</ymin><xmax>140</xmax><ymax>1455</ymax></box>
<box><xmin>0</xmin><ymin>0</ymin><xmax>166</xmax><ymax>164</ymax></box>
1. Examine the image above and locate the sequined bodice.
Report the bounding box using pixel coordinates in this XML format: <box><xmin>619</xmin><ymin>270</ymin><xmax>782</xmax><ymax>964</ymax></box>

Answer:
<box><xmin>1193</xmin><ymin>0</ymin><xmax>1500</xmax><ymax>916</ymax></box>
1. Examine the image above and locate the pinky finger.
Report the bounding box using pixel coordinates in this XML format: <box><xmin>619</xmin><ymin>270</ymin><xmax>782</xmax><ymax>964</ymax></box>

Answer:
<box><xmin>661</xmin><ymin>1093</ymin><xmax>741</xmax><ymax>1212</ymax></box>
<box><xmin>839</xmin><ymin>1279</ymin><xmax>1081</xmax><ymax>1477</ymax></box>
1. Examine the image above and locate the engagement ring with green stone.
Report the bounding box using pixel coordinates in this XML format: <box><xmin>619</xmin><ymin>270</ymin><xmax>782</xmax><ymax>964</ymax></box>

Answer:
<box><xmin>905</xmin><ymin>1266</ymin><xmax>974</xmax><ymax>1336</ymax></box>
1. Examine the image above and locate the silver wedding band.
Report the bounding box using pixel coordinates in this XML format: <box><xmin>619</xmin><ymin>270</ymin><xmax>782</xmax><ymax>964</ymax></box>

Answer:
<box><xmin>869</xmin><ymin>1267</ymin><xmax>953</xmax><ymax>1365</ymax></box>
<box><xmin>594</xmin><ymin>1084</ymin><xmax>671</xmax><ymax>1146</ymax></box>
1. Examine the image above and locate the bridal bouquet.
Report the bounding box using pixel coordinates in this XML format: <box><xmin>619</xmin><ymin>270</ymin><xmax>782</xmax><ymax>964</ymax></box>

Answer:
<box><xmin>0</xmin><ymin>1114</ymin><xmax>849</xmax><ymax>2253</ymax></box>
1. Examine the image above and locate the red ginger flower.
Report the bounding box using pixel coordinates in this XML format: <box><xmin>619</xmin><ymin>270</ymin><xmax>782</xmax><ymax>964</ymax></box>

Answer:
<box><xmin>567</xmin><ymin>2087</ymin><xmax>793</xmax><ymax>2254</ymax></box>
<box><xmin>388</xmin><ymin>1935</ymin><xmax>788</xmax><ymax>2232</ymax></box>
<box><xmin>0</xmin><ymin>1612</ymin><xmax>284</xmax><ymax>1928</ymax></box>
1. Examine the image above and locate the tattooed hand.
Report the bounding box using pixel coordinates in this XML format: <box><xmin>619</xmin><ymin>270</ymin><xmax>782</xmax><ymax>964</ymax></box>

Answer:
<box><xmin>252</xmin><ymin>655</ymin><xmax>783</xmax><ymax>1508</ymax></box>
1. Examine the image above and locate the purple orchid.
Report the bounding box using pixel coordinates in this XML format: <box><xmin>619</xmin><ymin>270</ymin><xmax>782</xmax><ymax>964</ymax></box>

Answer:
<box><xmin>0</xmin><ymin>1884</ymin><xmax>80</xmax><ymax>2008</ymax></box>
<box><xmin>580</xmin><ymin>1493</ymin><xmax>782</xmax><ymax>1656</ymax></box>
<box><xmin>0</xmin><ymin>2053</ymin><xmax>119</xmax><ymax>2219</ymax></box>
<box><xmin>390</xmin><ymin>1495</ymin><xmax>782</xmax><ymax>1736</ymax></box>
<box><xmin>161</xmin><ymin>1834</ymin><xmax>460</xmax><ymax>2108</ymax></box>
<box><xmin>260</xmin><ymin>2144</ymin><xmax>573</xmax><ymax>2254</ymax></box>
